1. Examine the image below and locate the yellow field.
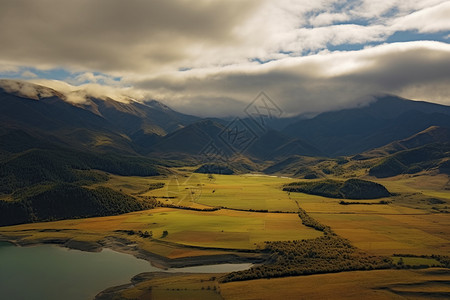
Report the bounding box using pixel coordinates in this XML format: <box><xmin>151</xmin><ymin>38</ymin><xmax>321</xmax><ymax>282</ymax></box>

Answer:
<box><xmin>0</xmin><ymin>207</ymin><xmax>321</xmax><ymax>254</ymax></box>
<box><xmin>391</xmin><ymin>256</ymin><xmax>441</xmax><ymax>266</ymax></box>
<box><xmin>220</xmin><ymin>268</ymin><xmax>450</xmax><ymax>300</ymax></box>
<box><xmin>6</xmin><ymin>172</ymin><xmax>447</xmax><ymax>257</ymax></box>
<box><xmin>100</xmin><ymin>273</ymin><xmax>223</xmax><ymax>300</ymax></box>
<box><xmin>287</xmin><ymin>174</ymin><xmax>450</xmax><ymax>256</ymax></box>
<box><xmin>1</xmin><ymin>171</ymin><xmax>449</xmax><ymax>299</ymax></box>
<box><xmin>375</xmin><ymin>174</ymin><xmax>450</xmax><ymax>199</ymax></box>
<box><xmin>96</xmin><ymin>173</ymin><xmax>300</xmax><ymax>212</ymax></box>
<box><xmin>191</xmin><ymin>174</ymin><xmax>299</xmax><ymax>212</ymax></box>
<box><xmin>99</xmin><ymin>268</ymin><xmax>450</xmax><ymax>300</ymax></box>
<box><xmin>310</xmin><ymin>212</ymin><xmax>450</xmax><ymax>256</ymax></box>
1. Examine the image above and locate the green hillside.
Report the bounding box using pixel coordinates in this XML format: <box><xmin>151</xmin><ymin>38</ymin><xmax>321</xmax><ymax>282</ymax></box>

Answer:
<box><xmin>369</xmin><ymin>143</ymin><xmax>450</xmax><ymax>178</ymax></box>
<box><xmin>0</xmin><ymin>184</ymin><xmax>158</xmax><ymax>226</ymax></box>
<box><xmin>283</xmin><ymin>179</ymin><xmax>390</xmax><ymax>199</ymax></box>
<box><xmin>0</xmin><ymin>148</ymin><xmax>161</xmax><ymax>194</ymax></box>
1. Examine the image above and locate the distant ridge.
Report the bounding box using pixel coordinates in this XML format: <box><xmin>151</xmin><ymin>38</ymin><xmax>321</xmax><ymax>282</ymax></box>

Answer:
<box><xmin>0</xmin><ymin>79</ymin><xmax>198</xmax><ymax>155</ymax></box>
<box><xmin>283</xmin><ymin>95</ymin><xmax>450</xmax><ymax>156</ymax></box>
<box><xmin>355</xmin><ymin>126</ymin><xmax>450</xmax><ymax>160</ymax></box>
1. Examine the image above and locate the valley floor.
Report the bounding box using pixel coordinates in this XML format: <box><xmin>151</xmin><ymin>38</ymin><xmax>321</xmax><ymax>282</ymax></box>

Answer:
<box><xmin>0</xmin><ymin>172</ymin><xmax>449</xmax><ymax>299</ymax></box>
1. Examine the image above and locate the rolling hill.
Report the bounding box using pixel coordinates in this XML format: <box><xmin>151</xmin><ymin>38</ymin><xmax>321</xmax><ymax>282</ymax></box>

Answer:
<box><xmin>283</xmin><ymin>179</ymin><xmax>391</xmax><ymax>199</ymax></box>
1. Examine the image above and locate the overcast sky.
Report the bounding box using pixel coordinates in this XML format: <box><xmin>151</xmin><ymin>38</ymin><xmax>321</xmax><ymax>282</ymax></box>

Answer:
<box><xmin>1</xmin><ymin>0</ymin><xmax>449</xmax><ymax>117</ymax></box>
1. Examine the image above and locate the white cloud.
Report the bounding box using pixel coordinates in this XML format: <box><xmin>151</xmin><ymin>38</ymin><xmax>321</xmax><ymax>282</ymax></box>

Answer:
<box><xmin>3</xmin><ymin>41</ymin><xmax>449</xmax><ymax>118</ymax></box>
<box><xmin>28</xmin><ymin>79</ymin><xmax>145</xmax><ymax>104</ymax></box>
<box><xmin>68</xmin><ymin>72</ymin><xmax>120</xmax><ymax>86</ymax></box>
<box><xmin>309</xmin><ymin>12</ymin><xmax>350</xmax><ymax>27</ymax></box>
<box><xmin>130</xmin><ymin>41</ymin><xmax>450</xmax><ymax>117</ymax></box>
<box><xmin>0</xmin><ymin>79</ymin><xmax>56</xmax><ymax>99</ymax></box>
<box><xmin>0</xmin><ymin>0</ymin><xmax>449</xmax><ymax>118</ymax></box>
<box><xmin>21</xmin><ymin>70</ymin><xmax>38</xmax><ymax>78</ymax></box>
<box><xmin>392</xmin><ymin>1</ymin><xmax>450</xmax><ymax>33</ymax></box>
<box><xmin>0</xmin><ymin>63</ymin><xmax>20</xmax><ymax>74</ymax></box>
<box><xmin>0</xmin><ymin>0</ymin><xmax>448</xmax><ymax>75</ymax></box>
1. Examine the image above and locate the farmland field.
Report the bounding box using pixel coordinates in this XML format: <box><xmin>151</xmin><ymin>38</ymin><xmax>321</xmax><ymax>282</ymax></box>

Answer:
<box><xmin>3</xmin><ymin>172</ymin><xmax>448</xmax><ymax>257</ymax></box>
<box><xmin>0</xmin><ymin>207</ymin><xmax>320</xmax><ymax>254</ymax></box>
<box><xmin>1</xmin><ymin>171</ymin><xmax>449</xmax><ymax>299</ymax></box>
<box><xmin>220</xmin><ymin>268</ymin><xmax>450</xmax><ymax>300</ymax></box>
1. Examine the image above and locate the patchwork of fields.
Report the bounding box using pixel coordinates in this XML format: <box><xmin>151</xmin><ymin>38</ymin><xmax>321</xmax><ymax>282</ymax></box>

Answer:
<box><xmin>1</xmin><ymin>171</ymin><xmax>449</xmax><ymax>299</ymax></box>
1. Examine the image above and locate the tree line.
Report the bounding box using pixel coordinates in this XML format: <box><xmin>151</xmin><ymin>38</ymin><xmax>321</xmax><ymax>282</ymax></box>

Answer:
<box><xmin>0</xmin><ymin>183</ymin><xmax>158</xmax><ymax>226</ymax></box>
<box><xmin>221</xmin><ymin>207</ymin><xmax>392</xmax><ymax>282</ymax></box>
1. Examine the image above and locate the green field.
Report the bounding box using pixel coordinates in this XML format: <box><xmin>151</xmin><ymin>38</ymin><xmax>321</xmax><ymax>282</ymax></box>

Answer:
<box><xmin>391</xmin><ymin>256</ymin><xmax>441</xmax><ymax>267</ymax></box>
<box><xmin>164</xmin><ymin>174</ymin><xmax>301</xmax><ymax>212</ymax></box>
<box><xmin>4</xmin><ymin>172</ymin><xmax>447</xmax><ymax>257</ymax></box>
<box><xmin>1</xmin><ymin>171</ymin><xmax>449</xmax><ymax>300</ymax></box>
<box><xmin>0</xmin><ymin>207</ymin><xmax>321</xmax><ymax>252</ymax></box>
<box><xmin>127</xmin><ymin>208</ymin><xmax>321</xmax><ymax>249</ymax></box>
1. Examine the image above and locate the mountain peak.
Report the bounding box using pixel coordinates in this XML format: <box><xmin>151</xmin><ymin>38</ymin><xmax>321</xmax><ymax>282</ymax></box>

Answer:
<box><xmin>144</xmin><ymin>99</ymin><xmax>172</xmax><ymax>111</ymax></box>
<box><xmin>0</xmin><ymin>79</ymin><xmax>64</xmax><ymax>100</ymax></box>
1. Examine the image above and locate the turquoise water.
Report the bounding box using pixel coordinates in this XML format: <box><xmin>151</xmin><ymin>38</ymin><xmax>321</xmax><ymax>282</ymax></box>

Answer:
<box><xmin>0</xmin><ymin>242</ymin><xmax>251</xmax><ymax>300</ymax></box>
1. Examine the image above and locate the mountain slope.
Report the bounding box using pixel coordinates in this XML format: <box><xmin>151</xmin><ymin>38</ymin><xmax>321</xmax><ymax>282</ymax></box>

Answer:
<box><xmin>247</xmin><ymin>129</ymin><xmax>322</xmax><ymax>159</ymax></box>
<box><xmin>368</xmin><ymin>142</ymin><xmax>450</xmax><ymax>178</ymax></box>
<box><xmin>354</xmin><ymin>126</ymin><xmax>450</xmax><ymax>160</ymax></box>
<box><xmin>151</xmin><ymin>119</ymin><xmax>230</xmax><ymax>155</ymax></box>
<box><xmin>151</xmin><ymin>120</ymin><xmax>323</xmax><ymax>160</ymax></box>
<box><xmin>283</xmin><ymin>95</ymin><xmax>450</xmax><ymax>156</ymax></box>
<box><xmin>0</xmin><ymin>80</ymin><xmax>198</xmax><ymax>154</ymax></box>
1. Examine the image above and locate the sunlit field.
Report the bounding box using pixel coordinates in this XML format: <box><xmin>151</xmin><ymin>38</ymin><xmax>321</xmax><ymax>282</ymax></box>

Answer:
<box><xmin>1</xmin><ymin>171</ymin><xmax>449</xmax><ymax>300</ymax></box>
<box><xmin>220</xmin><ymin>268</ymin><xmax>450</xmax><ymax>300</ymax></box>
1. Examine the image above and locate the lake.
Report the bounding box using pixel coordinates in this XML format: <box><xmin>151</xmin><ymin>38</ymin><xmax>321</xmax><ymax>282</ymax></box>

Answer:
<box><xmin>0</xmin><ymin>241</ymin><xmax>251</xmax><ymax>300</ymax></box>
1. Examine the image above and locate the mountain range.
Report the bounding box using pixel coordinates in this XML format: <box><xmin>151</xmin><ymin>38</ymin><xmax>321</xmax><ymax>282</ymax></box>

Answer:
<box><xmin>283</xmin><ymin>95</ymin><xmax>450</xmax><ymax>156</ymax></box>
<box><xmin>1</xmin><ymin>79</ymin><xmax>449</xmax><ymax>174</ymax></box>
<box><xmin>1</xmin><ymin>79</ymin><xmax>450</xmax><ymax>226</ymax></box>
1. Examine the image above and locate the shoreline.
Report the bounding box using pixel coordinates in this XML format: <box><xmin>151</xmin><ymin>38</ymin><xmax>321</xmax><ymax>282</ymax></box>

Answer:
<box><xmin>0</xmin><ymin>234</ymin><xmax>265</xmax><ymax>269</ymax></box>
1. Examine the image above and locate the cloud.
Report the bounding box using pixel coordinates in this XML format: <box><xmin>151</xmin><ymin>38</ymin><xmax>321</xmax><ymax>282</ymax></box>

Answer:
<box><xmin>68</xmin><ymin>72</ymin><xmax>119</xmax><ymax>86</ymax></box>
<box><xmin>392</xmin><ymin>1</ymin><xmax>450</xmax><ymax>33</ymax></box>
<box><xmin>5</xmin><ymin>41</ymin><xmax>447</xmax><ymax>118</ymax></box>
<box><xmin>0</xmin><ymin>79</ymin><xmax>56</xmax><ymax>99</ymax></box>
<box><xmin>0</xmin><ymin>0</ymin><xmax>449</xmax><ymax>118</ymax></box>
<box><xmin>309</xmin><ymin>12</ymin><xmax>350</xmax><ymax>27</ymax></box>
<box><xmin>28</xmin><ymin>79</ymin><xmax>145</xmax><ymax>104</ymax></box>
<box><xmin>21</xmin><ymin>70</ymin><xmax>38</xmax><ymax>78</ymax></box>
<box><xmin>0</xmin><ymin>78</ymin><xmax>147</xmax><ymax>105</ymax></box>
<box><xmin>1</xmin><ymin>0</ymin><xmax>448</xmax><ymax>75</ymax></box>
<box><xmin>131</xmin><ymin>41</ymin><xmax>450</xmax><ymax>117</ymax></box>
<box><xmin>0</xmin><ymin>63</ymin><xmax>20</xmax><ymax>74</ymax></box>
<box><xmin>0</xmin><ymin>0</ymin><xmax>261</xmax><ymax>74</ymax></box>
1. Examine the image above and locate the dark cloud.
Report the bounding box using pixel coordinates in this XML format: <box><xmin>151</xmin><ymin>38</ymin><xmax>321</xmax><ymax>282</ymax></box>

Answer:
<box><xmin>0</xmin><ymin>0</ymin><xmax>259</xmax><ymax>72</ymax></box>
<box><xmin>133</xmin><ymin>42</ymin><xmax>450</xmax><ymax>117</ymax></box>
<box><xmin>0</xmin><ymin>1</ymin><xmax>449</xmax><ymax>117</ymax></box>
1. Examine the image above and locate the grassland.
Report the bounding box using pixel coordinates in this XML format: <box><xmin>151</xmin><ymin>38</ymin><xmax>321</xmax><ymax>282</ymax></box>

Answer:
<box><xmin>391</xmin><ymin>256</ymin><xmax>441</xmax><ymax>267</ymax></box>
<box><xmin>282</xmin><ymin>173</ymin><xmax>450</xmax><ymax>256</ymax></box>
<box><xmin>220</xmin><ymin>268</ymin><xmax>450</xmax><ymax>300</ymax></box>
<box><xmin>1</xmin><ymin>170</ymin><xmax>449</xmax><ymax>299</ymax></box>
<box><xmin>0</xmin><ymin>207</ymin><xmax>320</xmax><ymax>255</ymax></box>
<box><xmin>95</xmin><ymin>272</ymin><xmax>223</xmax><ymax>300</ymax></box>
<box><xmin>97</xmin><ymin>268</ymin><xmax>450</xmax><ymax>300</ymax></box>
<box><xmin>169</xmin><ymin>174</ymin><xmax>300</xmax><ymax>212</ymax></box>
<box><xmin>2</xmin><ymin>172</ymin><xmax>447</xmax><ymax>257</ymax></box>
